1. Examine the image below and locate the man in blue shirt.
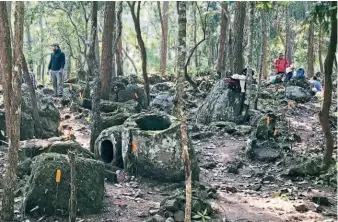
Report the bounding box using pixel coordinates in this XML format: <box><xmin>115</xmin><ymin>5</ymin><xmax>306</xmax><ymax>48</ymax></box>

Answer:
<box><xmin>311</xmin><ymin>76</ymin><xmax>322</xmax><ymax>93</ymax></box>
<box><xmin>48</xmin><ymin>43</ymin><xmax>65</xmax><ymax>97</ymax></box>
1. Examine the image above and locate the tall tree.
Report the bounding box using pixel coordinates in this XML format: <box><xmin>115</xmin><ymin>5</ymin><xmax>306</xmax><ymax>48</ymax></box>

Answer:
<box><xmin>318</xmin><ymin>22</ymin><xmax>324</xmax><ymax>73</ymax></box>
<box><xmin>319</xmin><ymin>1</ymin><xmax>337</xmax><ymax>169</ymax></box>
<box><xmin>254</xmin><ymin>9</ymin><xmax>268</xmax><ymax>109</ymax></box>
<box><xmin>0</xmin><ymin>2</ymin><xmax>24</xmax><ymax>221</ymax></box>
<box><xmin>128</xmin><ymin>2</ymin><xmax>150</xmax><ymax>105</ymax></box>
<box><xmin>285</xmin><ymin>5</ymin><xmax>293</xmax><ymax>63</ymax></box>
<box><xmin>158</xmin><ymin>1</ymin><xmax>169</xmax><ymax>76</ymax></box>
<box><xmin>216</xmin><ymin>2</ymin><xmax>228</xmax><ymax>74</ymax></box>
<box><xmin>88</xmin><ymin>1</ymin><xmax>101</xmax><ymax>152</ymax></box>
<box><xmin>116</xmin><ymin>2</ymin><xmax>123</xmax><ymax>76</ymax></box>
<box><xmin>24</xmin><ymin>1</ymin><xmax>33</xmax><ymax>69</ymax></box>
<box><xmin>39</xmin><ymin>3</ymin><xmax>44</xmax><ymax>84</ymax></box>
<box><xmin>100</xmin><ymin>2</ymin><xmax>115</xmax><ymax>100</ymax></box>
<box><xmin>193</xmin><ymin>4</ymin><xmax>198</xmax><ymax>68</ymax></box>
<box><xmin>175</xmin><ymin>3</ymin><xmax>191</xmax><ymax>221</ymax></box>
<box><xmin>307</xmin><ymin>22</ymin><xmax>315</xmax><ymax>78</ymax></box>
<box><xmin>232</xmin><ymin>2</ymin><xmax>246</xmax><ymax>74</ymax></box>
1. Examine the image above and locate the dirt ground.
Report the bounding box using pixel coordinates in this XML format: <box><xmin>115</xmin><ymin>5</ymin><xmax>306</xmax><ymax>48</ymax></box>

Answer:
<box><xmin>0</xmin><ymin>93</ymin><xmax>337</xmax><ymax>222</ymax></box>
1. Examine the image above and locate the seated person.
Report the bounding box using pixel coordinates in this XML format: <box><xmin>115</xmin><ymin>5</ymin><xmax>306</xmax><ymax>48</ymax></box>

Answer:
<box><xmin>311</xmin><ymin>76</ymin><xmax>322</xmax><ymax>93</ymax></box>
<box><xmin>285</xmin><ymin>65</ymin><xmax>296</xmax><ymax>81</ymax></box>
<box><xmin>295</xmin><ymin>68</ymin><xmax>305</xmax><ymax>79</ymax></box>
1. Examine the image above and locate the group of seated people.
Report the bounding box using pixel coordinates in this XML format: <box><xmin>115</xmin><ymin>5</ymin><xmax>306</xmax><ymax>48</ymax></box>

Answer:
<box><xmin>269</xmin><ymin>52</ymin><xmax>323</xmax><ymax>94</ymax></box>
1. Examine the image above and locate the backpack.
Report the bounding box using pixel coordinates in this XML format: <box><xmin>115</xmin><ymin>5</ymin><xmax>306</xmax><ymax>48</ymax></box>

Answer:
<box><xmin>224</xmin><ymin>78</ymin><xmax>241</xmax><ymax>91</ymax></box>
<box><xmin>296</xmin><ymin>68</ymin><xmax>305</xmax><ymax>78</ymax></box>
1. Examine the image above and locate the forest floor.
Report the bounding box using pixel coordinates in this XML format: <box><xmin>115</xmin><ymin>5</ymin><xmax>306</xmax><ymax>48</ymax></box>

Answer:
<box><xmin>0</xmin><ymin>85</ymin><xmax>337</xmax><ymax>222</ymax></box>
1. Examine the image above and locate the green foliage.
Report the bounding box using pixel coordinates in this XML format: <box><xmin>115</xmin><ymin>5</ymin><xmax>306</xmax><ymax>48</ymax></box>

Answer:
<box><xmin>192</xmin><ymin>209</ymin><xmax>210</xmax><ymax>222</ymax></box>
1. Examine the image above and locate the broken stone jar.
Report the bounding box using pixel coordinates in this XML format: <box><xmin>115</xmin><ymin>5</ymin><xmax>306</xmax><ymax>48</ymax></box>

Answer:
<box><xmin>94</xmin><ymin>112</ymin><xmax>200</xmax><ymax>182</ymax></box>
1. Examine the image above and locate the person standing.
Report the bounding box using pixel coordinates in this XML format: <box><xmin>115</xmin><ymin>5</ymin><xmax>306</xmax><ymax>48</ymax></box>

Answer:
<box><xmin>48</xmin><ymin>43</ymin><xmax>65</xmax><ymax>97</ymax></box>
<box><xmin>274</xmin><ymin>52</ymin><xmax>290</xmax><ymax>74</ymax></box>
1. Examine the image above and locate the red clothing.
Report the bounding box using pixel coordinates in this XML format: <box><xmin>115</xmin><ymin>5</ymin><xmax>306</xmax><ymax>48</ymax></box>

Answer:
<box><xmin>274</xmin><ymin>58</ymin><xmax>290</xmax><ymax>73</ymax></box>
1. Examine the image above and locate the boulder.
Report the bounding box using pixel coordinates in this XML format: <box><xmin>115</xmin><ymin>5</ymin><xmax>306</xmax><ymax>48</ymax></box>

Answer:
<box><xmin>255</xmin><ymin>114</ymin><xmax>277</xmax><ymax>140</ymax></box>
<box><xmin>150</xmin><ymin>82</ymin><xmax>175</xmax><ymax>94</ymax></box>
<box><xmin>0</xmin><ymin>84</ymin><xmax>61</xmax><ymax>140</ymax></box>
<box><xmin>196</xmin><ymin>79</ymin><xmax>244</xmax><ymax>124</ymax></box>
<box><xmin>118</xmin><ymin>85</ymin><xmax>148</xmax><ymax>109</ymax></box>
<box><xmin>19</xmin><ymin>139</ymin><xmax>94</xmax><ymax>163</ymax></box>
<box><xmin>246</xmin><ymin>139</ymin><xmax>282</xmax><ymax>162</ymax></box>
<box><xmin>150</xmin><ymin>93</ymin><xmax>174</xmax><ymax>114</ymax></box>
<box><xmin>41</xmin><ymin>87</ymin><xmax>55</xmax><ymax>96</ymax></box>
<box><xmin>24</xmin><ymin>153</ymin><xmax>105</xmax><ymax>215</ymax></box>
<box><xmin>288</xmin><ymin>158</ymin><xmax>322</xmax><ymax>177</ymax></box>
<box><xmin>148</xmin><ymin>73</ymin><xmax>165</xmax><ymax>84</ymax></box>
<box><xmin>288</xmin><ymin>78</ymin><xmax>311</xmax><ymax>89</ymax></box>
<box><xmin>94</xmin><ymin>112</ymin><xmax>200</xmax><ymax>182</ymax></box>
<box><xmin>286</xmin><ymin>86</ymin><xmax>311</xmax><ymax>103</ymax></box>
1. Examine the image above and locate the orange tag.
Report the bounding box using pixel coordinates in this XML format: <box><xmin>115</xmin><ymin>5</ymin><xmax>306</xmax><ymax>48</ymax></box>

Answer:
<box><xmin>134</xmin><ymin>93</ymin><xmax>138</xmax><ymax>99</ymax></box>
<box><xmin>56</xmin><ymin>169</ymin><xmax>61</xmax><ymax>183</ymax></box>
<box><xmin>288</xmin><ymin>103</ymin><xmax>291</xmax><ymax>109</ymax></box>
<box><xmin>266</xmin><ymin>117</ymin><xmax>270</xmax><ymax>125</ymax></box>
<box><xmin>274</xmin><ymin>129</ymin><xmax>278</xmax><ymax>136</ymax></box>
<box><xmin>69</xmin><ymin>84</ymin><xmax>72</xmax><ymax>91</ymax></box>
<box><xmin>132</xmin><ymin>141</ymin><xmax>137</xmax><ymax>153</ymax></box>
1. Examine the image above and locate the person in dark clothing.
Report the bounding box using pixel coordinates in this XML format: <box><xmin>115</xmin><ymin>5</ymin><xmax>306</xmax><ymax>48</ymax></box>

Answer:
<box><xmin>48</xmin><ymin>43</ymin><xmax>65</xmax><ymax>97</ymax></box>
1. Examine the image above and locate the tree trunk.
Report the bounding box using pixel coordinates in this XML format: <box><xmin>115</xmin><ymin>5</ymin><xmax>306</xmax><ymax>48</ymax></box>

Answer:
<box><xmin>6</xmin><ymin>1</ymin><xmax>13</xmax><ymax>51</ymax></box>
<box><xmin>216</xmin><ymin>2</ymin><xmax>228</xmax><ymax>74</ymax></box>
<box><xmin>123</xmin><ymin>46</ymin><xmax>138</xmax><ymax>75</ymax></box>
<box><xmin>116</xmin><ymin>2</ymin><xmax>123</xmax><ymax>76</ymax></box>
<box><xmin>193</xmin><ymin>4</ymin><xmax>198</xmax><ymax>68</ymax></box>
<box><xmin>242</xmin><ymin>2</ymin><xmax>255</xmax><ymax>117</ymax></box>
<box><xmin>159</xmin><ymin>1</ymin><xmax>169</xmax><ymax>76</ymax></box>
<box><xmin>0</xmin><ymin>2</ymin><xmax>23</xmax><ymax>221</ymax></box>
<box><xmin>307</xmin><ymin>22</ymin><xmax>314</xmax><ymax>78</ymax></box>
<box><xmin>25</xmin><ymin>1</ymin><xmax>33</xmax><ymax>70</ymax></box>
<box><xmin>174</xmin><ymin>3</ymin><xmax>191</xmax><ymax>222</ymax></box>
<box><xmin>88</xmin><ymin>1</ymin><xmax>101</xmax><ymax>153</ymax></box>
<box><xmin>285</xmin><ymin>6</ymin><xmax>293</xmax><ymax>63</ymax></box>
<box><xmin>254</xmin><ymin>10</ymin><xmax>267</xmax><ymax>109</ymax></box>
<box><xmin>228</xmin><ymin>28</ymin><xmax>233</xmax><ymax>73</ymax></box>
<box><xmin>21</xmin><ymin>54</ymin><xmax>42</xmax><ymax>137</ymax></box>
<box><xmin>128</xmin><ymin>2</ymin><xmax>150</xmax><ymax>106</ymax></box>
<box><xmin>39</xmin><ymin>4</ymin><xmax>44</xmax><ymax>84</ymax></box>
<box><xmin>68</xmin><ymin>151</ymin><xmax>77</xmax><ymax>222</ymax></box>
<box><xmin>208</xmin><ymin>30</ymin><xmax>213</xmax><ymax>67</ymax></box>
<box><xmin>261</xmin><ymin>10</ymin><xmax>268</xmax><ymax>80</ymax></box>
<box><xmin>100</xmin><ymin>2</ymin><xmax>115</xmax><ymax>100</ymax></box>
<box><xmin>320</xmin><ymin>1</ymin><xmax>337</xmax><ymax>169</ymax></box>
<box><xmin>232</xmin><ymin>2</ymin><xmax>246</xmax><ymax>74</ymax></box>
<box><xmin>95</xmin><ymin>31</ymin><xmax>100</xmax><ymax>69</ymax></box>
<box><xmin>318</xmin><ymin>22</ymin><xmax>324</xmax><ymax>73</ymax></box>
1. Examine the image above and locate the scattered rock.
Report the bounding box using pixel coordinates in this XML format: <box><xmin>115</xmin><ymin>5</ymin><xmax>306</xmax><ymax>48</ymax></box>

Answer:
<box><xmin>150</xmin><ymin>93</ymin><xmax>174</xmax><ymax>114</ymax></box>
<box><xmin>294</xmin><ymin>203</ymin><xmax>309</xmax><ymax>212</ymax></box>
<box><xmin>174</xmin><ymin>210</ymin><xmax>185</xmax><ymax>222</ymax></box>
<box><xmin>118</xmin><ymin>85</ymin><xmax>148</xmax><ymax>109</ymax></box>
<box><xmin>24</xmin><ymin>153</ymin><xmax>105</xmax><ymax>215</ymax></box>
<box><xmin>246</xmin><ymin>139</ymin><xmax>282</xmax><ymax>162</ymax></box>
<box><xmin>288</xmin><ymin>158</ymin><xmax>322</xmax><ymax>177</ymax></box>
<box><xmin>311</xmin><ymin>196</ymin><xmax>330</xmax><ymax>206</ymax></box>
<box><xmin>286</xmin><ymin>86</ymin><xmax>311</xmax><ymax>103</ymax></box>
<box><xmin>146</xmin><ymin>214</ymin><xmax>165</xmax><ymax>222</ymax></box>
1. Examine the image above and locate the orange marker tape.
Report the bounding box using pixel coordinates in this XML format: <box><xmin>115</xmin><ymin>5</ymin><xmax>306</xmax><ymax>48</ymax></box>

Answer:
<box><xmin>132</xmin><ymin>141</ymin><xmax>137</xmax><ymax>153</ymax></box>
<box><xmin>288</xmin><ymin>103</ymin><xmax>291</xmax><ymax>109</ymax></box>
<box><xmin>266</xmin><ymin>116</ymin><xmax>270</xmax><ymax>125</ymax></box>
<box><xmin>56</xmin><ymin>169</ymin><xmax>61</xmax><ymax>183</ymax></box>
<box><xmin>274</xmin><ymin>129</ymin><xmax>278</xmax><ymax>136</ymax></box>
<box><xmin>69</xmin><ymin>84</ymin><xmax>72</xmax><ymax>91</ymax></box>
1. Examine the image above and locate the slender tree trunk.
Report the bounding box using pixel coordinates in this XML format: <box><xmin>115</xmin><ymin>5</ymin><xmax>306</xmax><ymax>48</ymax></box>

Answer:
<box><xmin>68</xmin><ymin>151</ymin><xmax>77</xmax><ymax>222</ymax></box>
<box><xmin>320</xmin><ymin>1</ymin><xmax>337</xmax><ymax>169</ymax></box>
<box><xmin>193</xmin><ymin>4</ymin><xmax>198</xmax><ymax>68</ymax></box>
<box><xmin>232</xmin><ymin>2</ymin><xmax>246</xmax><ymax>74</ymax></box>
<box><xmin>243</xmin><ymin>2</ymin><xmax>254</xmax><ymax>117</ymax></box>
<box><xmin>307</xmin><ymin>22</ymin><xmax>314</xmax><ymax>78</ymax></box>
<box><xmin>128</xmin><ymin>2</ymin><xmax>150</xmax><ymax>106</ymax></box>
<box><xmin>158</xmin><ymin>1</ymin><xmax>169</xmax><ymax>76</ymax></box>
<box><xmin>123</xmin><ymin>46</ymin><xmax>138</xmax><ymax>75</ymax></box>
<box><xmin>88</xmin><ymin>1</ymin><xmax>101</xmax><ymax>153</ymax></box>
<box><xmin>261</xmin><ymin>10</ymin><xmax>268</xmax><ymax>80</ymax></box>
<box><xmin>217</xmin><ymin>2</ymin><xmax>228</xmax><ymax>74</ymax></box>
<box><xmin>285</xmin><ymin>6</ymin><xmax>293</xmax><ymax>63</ymax></box>
<box><xmin>0</xmin><ymin>2</ymin><xmax>23</xmax><ymax>221</ymax></box>
<box><xmin>100</xmin><ymin>2</ymin><xmax>115</xmax><ymax>100</ymax></box>
<box><xmin>22</xmin><ymin>54</ymin><xmax>42</xmax><ymax>137</ymax></box>
<box><xmin>6</xmin><ymin>2</ymin><xmax>13</xmax><ymax>51</ymax></box>
<box><xmin>318</xmin><ymin>22</ymin><xmax>324</xmax><ymax>73</ymax></box>
<box><xmin>116</xmin><ymin>2</ymin><xmax>123</xmax><ymax>76</ymax></box>
<box><xmin>208</xmin><ymin>30</ymin><xmax>213</xmax><ymax>67</ymax></box>
<box><xmin>254</xmin><ymin>10</ymin><xmax>267</xmax><ymax>109</ymax></box>
<box><xmin>95</xmin><ymin>31</ymin><xmax>100</xmax><ymax>69</ymax></box>
<box><xmin>39</xmin><ymin>4</ymin><xmax>44</xmax><ymax>84</ymax></box>
<box><xmin>228</xmin><ymin>28</ymin><xmax>233</xmax><ymax>73</ymax></box>
<box><xmin>25</xmin><ymin>1</ymin><xmax>33</xmax><ymax>69</ymax></box>
<box><xmin>174</xmin><ymin>3</ymin><xmax>191</xmax><ymax>222</ymax></box>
